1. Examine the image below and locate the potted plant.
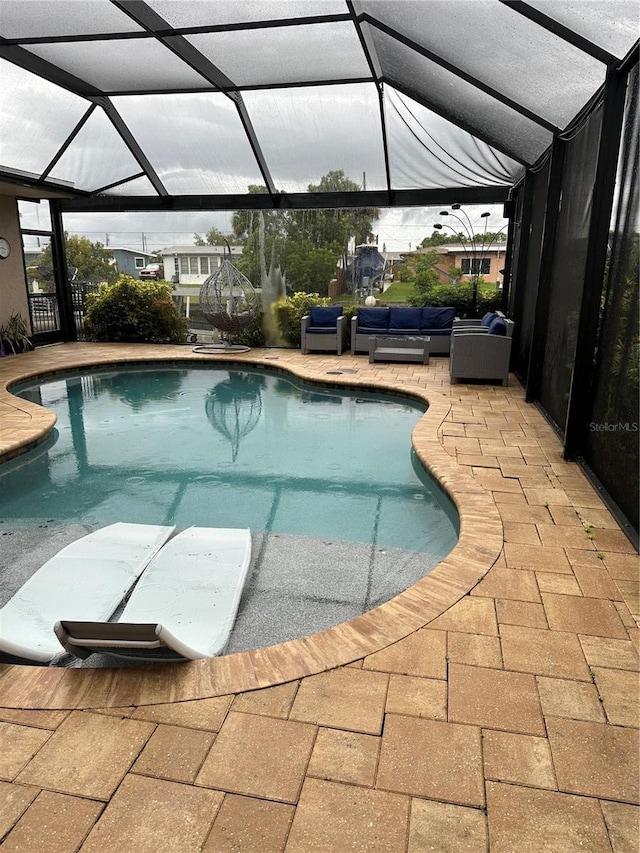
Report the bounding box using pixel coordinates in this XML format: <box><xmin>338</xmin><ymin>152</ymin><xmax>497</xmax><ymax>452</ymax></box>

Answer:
<box><xmin>0</xmin><ymin>312</ymin><xmax>34</xmax><ymax>356</ymax></box>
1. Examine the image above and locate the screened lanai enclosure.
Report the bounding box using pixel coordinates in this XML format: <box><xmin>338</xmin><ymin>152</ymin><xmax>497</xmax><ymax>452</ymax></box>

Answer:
<box><xmin>0</xmin><ymin>1</ymin><xmax>638</xmax><ymax>536</ymax></box>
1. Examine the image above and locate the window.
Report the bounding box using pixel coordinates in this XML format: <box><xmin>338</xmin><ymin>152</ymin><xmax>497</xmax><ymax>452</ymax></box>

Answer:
<box><xmin>199</xmin><ymin>256</ymin><xmax>209</xmax><ymax>275</ymax></box>
<box><xmin>180</xmin><ymin>256</ymin><xmax>189</xmax><ymax>274</ymax></box>
<box><xmin>173</xmin><ymin>256</ymin><xmax>179</xmax><ymax>272</ymax></box>
<box><xmin>189</xmin><ymin>256</ymin><xmax>199</xmax><ymax>275</ymax></box>
<box><xmin>134</xmin><ymin>256</ymin><xmax>145</xmax><ymax>268</ymax></box>
<box><xmin>460</xmin><ymin>257</ymin><xmax>491</xmax><ymax>275</ymax></box>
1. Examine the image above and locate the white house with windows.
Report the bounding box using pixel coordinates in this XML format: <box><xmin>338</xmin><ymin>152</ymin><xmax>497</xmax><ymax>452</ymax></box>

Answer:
<box><xmin>159</xmin><ymin>245</ymin><xmax>243</xmax><ymax>287</ymax></box>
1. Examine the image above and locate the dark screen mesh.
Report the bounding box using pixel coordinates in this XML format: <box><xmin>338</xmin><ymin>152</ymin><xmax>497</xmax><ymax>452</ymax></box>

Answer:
<box><xmin>585</xmin><ymin>64</ymin><xmax>639</xmax><ymax>531</ymax></box>
<box><xmin>510</xmin><ymin>158</ymin><xmax>550</xmax><ymax>381</ymax></box>
<box><xmin>538</xmin><ymin>103</ymin><xmax>603</xmax><ymax>432</ymax></box>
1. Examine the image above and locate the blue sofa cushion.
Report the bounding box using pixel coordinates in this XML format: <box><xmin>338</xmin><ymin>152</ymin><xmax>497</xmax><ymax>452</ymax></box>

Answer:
<box><xmin>481</xmin><ymin>311</ymin><xmax>498</xmax><ymax>327</ymax></box>
<box><xmin>389</xmin><ymin>307</ymin><xmax>424</xmax><ymax>332</ymax></box>
<box><xmin>310</xmin><ymin>305</ymin><xmax>343</xmax><ymax>327</ymax></box>
<box><xmin>356</xmin><ymin>307</ymin><xmax>389</xmax><ymax>330</ymax></box>
<box><xmin>421</xmin><ymin>306</ymin><xmax>455</xmax><ymax>331</ymax></box>
<box><xmin>488</xmin><ymin>316</ymin><xmax>507</xmax><ymax>336</ymax></box>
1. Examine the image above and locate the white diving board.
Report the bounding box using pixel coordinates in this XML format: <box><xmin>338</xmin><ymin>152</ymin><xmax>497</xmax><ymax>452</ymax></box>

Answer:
<box><xmin>0</xmin><ymin>523</ymin><xmax>176</xmax><ymax>663</ymax></box>
<box><xmin>55</xmin><ymin>526</ymin><xmax>252</xmax><ymax>661</ymax></box>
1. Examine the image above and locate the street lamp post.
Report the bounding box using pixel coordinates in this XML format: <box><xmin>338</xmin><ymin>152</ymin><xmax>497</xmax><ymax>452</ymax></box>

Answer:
<box><xmin>433</xmin><ymin>205</ymin><xmax>507</xmax><ymax>316</ymax></box>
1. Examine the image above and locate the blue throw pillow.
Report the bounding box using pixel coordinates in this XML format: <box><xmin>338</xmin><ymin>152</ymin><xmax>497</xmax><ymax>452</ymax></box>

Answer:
<box><xmin>357</xmin><ymin>307</ymin><xmax>389</xmax><ymax>329</ymax></box>
<box><xmin>310</xmin><ymin>306</ymin><xmax>343</xmax><ymax>326</ymax></box>
<box><xmin>488</xmin><ymin>316</ymin><xmax>507</xmax><ymax>336</ymax></box>
<box><xmin>481</xmin><ymin>311</ymin><xmax>498</xmax><ymax>327</ymax></box>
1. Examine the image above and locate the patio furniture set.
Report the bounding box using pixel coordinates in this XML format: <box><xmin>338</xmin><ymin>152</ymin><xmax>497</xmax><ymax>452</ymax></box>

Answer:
<box><xmin>301</xmin><ymin>305</ymin><xmax>514</xmax><ymax>385</ymax></box>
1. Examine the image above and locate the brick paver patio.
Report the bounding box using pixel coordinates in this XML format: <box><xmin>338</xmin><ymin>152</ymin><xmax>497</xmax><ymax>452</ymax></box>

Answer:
<box><xmin>0</xmin><ymin>343</ymin><xmax>637</xmax><ymax>852</ymax></box>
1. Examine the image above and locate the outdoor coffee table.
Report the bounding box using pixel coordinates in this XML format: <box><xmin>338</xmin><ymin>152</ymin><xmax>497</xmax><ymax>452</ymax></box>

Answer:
<box><xmin>368</xmin><ymin>336</ymin><xmax>430</xmax><ymax>364</ymax></box>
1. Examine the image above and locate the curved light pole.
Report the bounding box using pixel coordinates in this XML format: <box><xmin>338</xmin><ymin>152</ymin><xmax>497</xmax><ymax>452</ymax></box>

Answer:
<box><xmin>434</xmin><ymin>205</ymin><xmax>507</xmax><ymax>315</ymax></box>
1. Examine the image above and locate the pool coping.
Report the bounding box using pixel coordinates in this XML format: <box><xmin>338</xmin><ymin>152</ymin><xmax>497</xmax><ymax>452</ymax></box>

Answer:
<box><xmin>0</xmin><ymin>343</ymin><xmax>502</xmax><ymax>710</ymax></box>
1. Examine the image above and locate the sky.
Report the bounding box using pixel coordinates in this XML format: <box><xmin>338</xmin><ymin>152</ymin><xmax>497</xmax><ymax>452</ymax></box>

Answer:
<box><xmin>20</xmin><ymin>202</ymin><xmax>509</xmax><ymax>255</ymax></box>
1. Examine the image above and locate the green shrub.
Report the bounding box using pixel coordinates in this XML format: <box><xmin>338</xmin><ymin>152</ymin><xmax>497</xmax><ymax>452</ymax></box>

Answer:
<box><xmin>272</xmin><ymin>292</ymin><xmax>331</xmax><ymax>347</ymax></box>
<box><xmin>407</xmin><ymin>283</ymin><xmax>502</xmax><ymax>318</ymax></box>
<box><xmin>84</xmin><ymin>276</ymin><xmax>189</xmax><ymax>343</ymax></box>
<box><xmin>228</xmin><ymin>310</ymin><xmax>267</xmax><ymax>348</ymax></box>
<box><xmin>0</xmin><ymin>312</ymin><xmax>33</xmax><ymax>355</ymax></box>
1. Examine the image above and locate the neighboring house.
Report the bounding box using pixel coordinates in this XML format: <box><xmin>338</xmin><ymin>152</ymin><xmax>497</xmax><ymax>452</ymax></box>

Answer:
<box><xmin>110</xmin><ymin>247</ymin><xmax>157</xmax><ymax>279</ymax></box>
<box><xmin>160</xmin><ymin>245</ymin><xmax>243</xmax><ymax>287</ymax></box>
<box><xmin>23</xmin><ymin>249</ymin><xmax>42</xmax><ymax>268</ymax></box>
<box><xmin>412</xmin><ymin>244</ymin><xmax>507</xmax><ymax>286</ymax></box>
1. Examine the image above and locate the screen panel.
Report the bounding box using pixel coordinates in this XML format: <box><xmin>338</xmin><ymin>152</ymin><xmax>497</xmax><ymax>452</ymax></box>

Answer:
<box><xmin>243</xmin><ymin>83</ymin><xmax>386</xmax><ymax>192</ymax></box>
<box><xmin>0</xmin><ymin>0</ymin><xmax>143</xmax><ymax>38</ymax></box>
<box><xmin>186</xmin><ymin>22</ymin><xmax>370</xmax><ymax>87</ymax></box>
<box><xmin>111</xmin><ymin>93</ymin><xmax>265</xmax><ymax>194</ymax></box>
<box><xmin>366</xmin><ymin>26</ymin><xmax>552</xmax><ymax>165</ymax></box>
<box><xmin>0</xmin><ymin>60</ymin><xmax>90</xmax><ymax>177</ymax></box>
<box><xmin>585</xmin><ymin>64</ymin><xmax>639</xmax><ymax>531</ymax></box>
<box><xmin>385</xmin><ymin>87</ymin><xmax>523</xmax><ymax>189</ymax></box>
<box><xmin>509</xmin><ymin>158</ymin><xmax>551</xmax><ymax>381</ymax></box>
<box><xmin>49</xmin><ymin>107</ymin><xmax>142</xmax><ymax>191</ymax></box>
<box><xmin>146</xmin><ymin>0</ymin><xmax>348</xmax><ymax>27</ymax></box>
<box><xmin>538</xmin><ymin>104</ymin><xmax>604</xmax><ymax>433</ymax></box>
<box><xmin>359</xmin><ymin>0</ymin><xmax>606</xmax><ymax>128</ymax></box>
<box><xmin>527</xmin><ymin>1</ymin><xmax>640</xmax><ymax>60</ymax></box>
<box><xmin>26</xmin><ymin>39</ymin><xmax>213</xmax><ymax>93</ymax></box>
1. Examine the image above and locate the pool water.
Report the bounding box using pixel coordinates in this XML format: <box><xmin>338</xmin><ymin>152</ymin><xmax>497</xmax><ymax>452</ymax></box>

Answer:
<box><xmin>2</xmin><ymin>365</ymin><xmax>458</xmax><ymax>558</ymax></box>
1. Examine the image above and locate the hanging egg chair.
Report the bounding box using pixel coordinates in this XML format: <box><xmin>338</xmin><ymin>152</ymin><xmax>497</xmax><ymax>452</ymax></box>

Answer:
<box><xmin>193</xmin><ymin>243</ymin><xmax>259</xmax><ymax>353</ymax></box>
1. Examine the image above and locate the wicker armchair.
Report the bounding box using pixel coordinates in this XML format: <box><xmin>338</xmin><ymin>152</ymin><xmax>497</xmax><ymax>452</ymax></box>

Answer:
<box><xmin>301</xmin><ymin>306</ymin><xmax>347</xmax><ymax>355</ymax></box>
<box><xmin>449</xmin><ymin>318</ymin><xmax>514</xmax><ymax>386</ymax></box>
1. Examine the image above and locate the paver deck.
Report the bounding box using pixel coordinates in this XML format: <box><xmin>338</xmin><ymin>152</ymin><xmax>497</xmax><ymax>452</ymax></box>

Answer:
<box><xmin>0</xmin><ymin>343</ymin><xmax>637</xmax><ymax>852</ymax></box>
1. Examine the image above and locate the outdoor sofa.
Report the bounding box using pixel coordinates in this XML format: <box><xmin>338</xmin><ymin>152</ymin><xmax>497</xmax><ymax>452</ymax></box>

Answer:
<box><xmin>351</xmin><ymin>306</ymin><xmax>456</xmax><ymax>355</ymax></box>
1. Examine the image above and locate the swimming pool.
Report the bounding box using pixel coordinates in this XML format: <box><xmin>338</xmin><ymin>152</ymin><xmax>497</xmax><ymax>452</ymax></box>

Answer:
<box><xmin>1</xmin><ymin>364</ymin><xmax>459</xmax><ymax>659</ymax></box>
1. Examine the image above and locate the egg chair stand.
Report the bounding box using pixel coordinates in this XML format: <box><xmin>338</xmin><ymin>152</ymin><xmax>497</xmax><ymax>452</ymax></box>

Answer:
<box><xmin>193</xmin><ymin>245</ymin><xmax>259</xmax><ymax>355</ymax></box>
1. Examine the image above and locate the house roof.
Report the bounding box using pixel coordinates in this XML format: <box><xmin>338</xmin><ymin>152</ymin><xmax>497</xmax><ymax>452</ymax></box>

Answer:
<box><xmin>160</xmin><ymin>244</ymin><xmax>242</xmax><ymax>254</ymax></box>
<box><xmin>1</xmin><ymin>1</ymin><xmax>637</xmax><ymax>212</ymax></box>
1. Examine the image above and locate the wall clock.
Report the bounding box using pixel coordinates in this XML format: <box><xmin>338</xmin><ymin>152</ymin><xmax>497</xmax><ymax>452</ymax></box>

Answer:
<box><xmin>0</xmin><ymin>238</ymin><xmax>10</xmax><ymax>259</ymax></box>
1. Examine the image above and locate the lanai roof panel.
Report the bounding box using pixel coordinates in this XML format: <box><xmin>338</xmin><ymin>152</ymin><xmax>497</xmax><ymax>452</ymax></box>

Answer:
<box><xmin>0</xmin><ymin>0</ymin><xmax>636</xmax><ymax>207</ymax></box>
<box><xmin>111</xmin><ymin>92</ymin><xmax>265</xmax><ymax>195</ymax></box>
<box><xmin>23</xmin><ymin>37</ymin><xmax>215</xmax><ymax>93</ymax></box>
<box><xmin>186</xmin><ymin>21</ymin><xmax>371</xmax><ymax>87</ymax></box>
<box><xmin>358</xmin><ymin>0</ymin><xmax>607</xmax><ymax>129</ymax></box>
<box><xmin>0</xmin><ymin>0</ymin><xmax>144</xmax><ymax>38</ymax></box>
<box><xmin>144</xmin><ymin>0</ymin><xmax>350</xmax><ymax>28</ymax></box>
<box><xmin>242</xmin><ymin>83</ymin><xmax>387</xmax><ymax>193</ymax></box>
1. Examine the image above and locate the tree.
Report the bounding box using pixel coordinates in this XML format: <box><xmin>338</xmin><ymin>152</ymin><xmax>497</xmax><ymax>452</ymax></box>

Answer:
<box><xmin>194</xmin><ymin>227</ymin><xmax>230</xmax><ymax>246</ymax></box>
<box><xmin>37</xmin><ymin>234</ymin><xmax>117</xmax><ymax>285</ymax></box>
<box><xmin>419</xmin><ymin>231</ymin><xmax>451</xmax><ymax>248</ymax></box>
<box><xmin>410</xmin><ymin>250</ymin><xmax>443</xmax><ymax>305</ymax></box>
<box><xmin>227</xmin><ymin>171</ymin><xmax>379</xmax><ymax>295</ymax></box>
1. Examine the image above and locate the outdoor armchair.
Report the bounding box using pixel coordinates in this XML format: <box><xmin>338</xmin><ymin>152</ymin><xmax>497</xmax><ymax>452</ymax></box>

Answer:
<box><xmin>449</xmin><ymin>317</ymin><xmax>514</xmax><ymax>386</ymax></box>
<box><xmin>301</xmin><ymin>306</ymin><xmax>347</xmax><ymax>355</ymax></box>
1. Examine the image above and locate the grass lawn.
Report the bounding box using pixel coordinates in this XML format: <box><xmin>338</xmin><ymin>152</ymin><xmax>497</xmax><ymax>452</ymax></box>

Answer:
<box><xmin>378</xmin><ymin>281</ymin><xmax>416</xmax><ymax>303</ymax></box>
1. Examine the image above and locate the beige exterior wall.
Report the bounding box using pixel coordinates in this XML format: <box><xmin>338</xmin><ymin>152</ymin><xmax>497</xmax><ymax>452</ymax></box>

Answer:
<box><xmin>0</xmin><ymin>195</ymin><xmax>30</xmax><ymax>330</ymax></box>
<box><xmin>450</xmin><ymin>249</ymin><xmax>506</xmax><ymax>285</ymax></box>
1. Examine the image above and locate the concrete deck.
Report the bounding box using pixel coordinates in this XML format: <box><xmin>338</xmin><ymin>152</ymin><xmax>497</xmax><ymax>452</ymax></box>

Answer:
<box><xmin>0</xmin><ymin>343</ymin><xmax>637</xmax><ymax>852</ymax></box>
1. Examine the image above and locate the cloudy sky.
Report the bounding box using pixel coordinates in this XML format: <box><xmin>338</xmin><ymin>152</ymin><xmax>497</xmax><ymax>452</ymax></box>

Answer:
<box><xmin>26</xmin><ymin>203</ymin><xmax>508</xmax><ymax>255</ymax></box>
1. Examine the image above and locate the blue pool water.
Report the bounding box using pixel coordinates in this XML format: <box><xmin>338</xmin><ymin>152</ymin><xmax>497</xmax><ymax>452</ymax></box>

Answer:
<box><xmin>2</xmin><ymin>365</ymin><xmax>458</xmax><ymax>558</ymax></box>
